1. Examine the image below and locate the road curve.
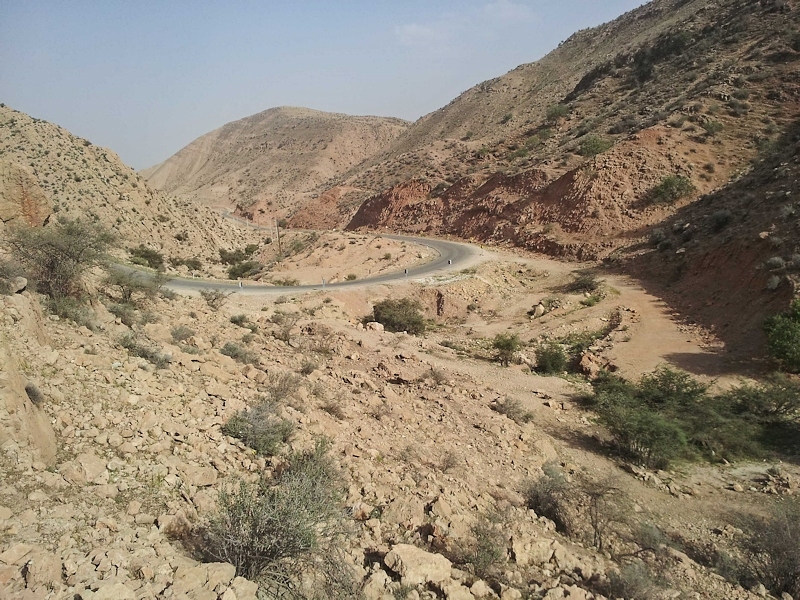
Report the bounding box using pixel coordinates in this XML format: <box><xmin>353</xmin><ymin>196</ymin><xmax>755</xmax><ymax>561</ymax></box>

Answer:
<box><xmin>140</xmin><ymin>234</ymin><xmax>481</xmax><ymax>296</ymax></box>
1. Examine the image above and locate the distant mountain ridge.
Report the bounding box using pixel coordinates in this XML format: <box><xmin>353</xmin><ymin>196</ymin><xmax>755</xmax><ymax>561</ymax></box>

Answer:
<box><xmin>142</xmin><ymin>106</ymin><xmax>409</xmax><ymax>220</ymax></box>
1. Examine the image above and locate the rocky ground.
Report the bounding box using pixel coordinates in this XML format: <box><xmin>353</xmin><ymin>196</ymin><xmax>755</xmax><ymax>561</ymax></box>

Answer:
<box><xmin>1</xmin><ymin>243</ymin><xmax>792</xmax><ymax>600</ymax></box>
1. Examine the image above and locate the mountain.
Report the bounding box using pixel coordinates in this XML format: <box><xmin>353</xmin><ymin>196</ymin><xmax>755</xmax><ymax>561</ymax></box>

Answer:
<box><xmin>142</xmin><ymin>106</ymin><xmax>409</xmax><ymax>221</ymax></box>
<box><xmin>337</xmin><ymin>0</ymin><xmax>799</xmax><ymax>259</ymax></box>
<box><xmin>0</xmin><ymin>104</ymin><xmax>259</xmax><ymax>264</ymax></box>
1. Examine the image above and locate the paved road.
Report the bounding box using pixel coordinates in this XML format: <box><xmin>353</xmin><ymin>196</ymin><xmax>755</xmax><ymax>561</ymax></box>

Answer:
<box><xmin>123</xmin><ymin>234</ymin><xmax>480</xmax><ymax>296</ymax></box>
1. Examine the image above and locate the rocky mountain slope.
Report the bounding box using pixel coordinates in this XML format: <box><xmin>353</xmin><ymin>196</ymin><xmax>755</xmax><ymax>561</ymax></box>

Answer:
<box><xmin>340</xmin><ymin>0</ymin><xmax>799</xmax><ymax>259</ymax></box>
<box><xmin>0</xmin><ymin>254</ymin><xmax>782</xmax><ymax>600</ymax></box>
<box><xmin>0</xmin><ymin>104</ymin><xmax>261</xmax><ymax>265</ymax></box>
<box><xmin>142</xmin><ymin>107</ymin><xmax>409</xmax><ymax>220</ymax></box>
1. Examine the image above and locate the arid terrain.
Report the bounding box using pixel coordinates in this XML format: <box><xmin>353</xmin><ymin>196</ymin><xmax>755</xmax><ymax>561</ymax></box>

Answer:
<box><xmin>1</xmin><ymin>0</ymin><xmax>800</xmax><ymax>599</ymax></box>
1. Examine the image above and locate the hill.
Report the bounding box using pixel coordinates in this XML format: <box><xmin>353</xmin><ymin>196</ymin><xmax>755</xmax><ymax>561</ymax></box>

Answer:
<box><xmin>0</xmin><ymin>104</ymin><xmax>260</xmax><ymax>264</ymax></box>
<box><xmin>331</xmin><ymin>0</ymin><xmax>799</xmax><ymax>259</ymax></box>
<box><xmin>142</xmin><ymin>106</ymin><xmax>409</xmax><ymax>221</ymax></box>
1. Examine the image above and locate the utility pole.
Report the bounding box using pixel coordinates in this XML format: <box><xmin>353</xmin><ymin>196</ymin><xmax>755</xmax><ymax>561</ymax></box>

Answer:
<box><xmin>275</xmin><ymin>218</ymin><xmax>283</xmax><ymax>256</ymax></box>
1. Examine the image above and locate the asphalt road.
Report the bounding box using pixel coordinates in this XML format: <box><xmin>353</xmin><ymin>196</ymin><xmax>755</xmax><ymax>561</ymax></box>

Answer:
<box><xmin>126</xmin><ymin>234</ymin><xmax>480</xmax><ymax>296</ymax></box>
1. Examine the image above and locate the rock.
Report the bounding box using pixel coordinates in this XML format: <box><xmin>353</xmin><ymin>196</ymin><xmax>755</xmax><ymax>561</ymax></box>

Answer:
<box><xmin>470</xmin><ymin>580</ymin><xmax>497</xmax><ymax>598</ymax></box>
<box><xmin>351</xmin><ymin>501</ymin><xmax>375</xmax><ymax>521</ymax></box>
<box><xmin>23</xmin><ymin>550</ymin><xmax>62</xmax><ymax>589</ymax></box>
<box><xmin>366</xmin><ymin>322</ymin><xmax>385</xmax><ymax>332</ymax></box>
<box><xmin>181</xmin><ymin>464</ymin><xmax>218</xmax><ymax>487</ymax></box>
<box><xmin>93</xmin><ymin>582</ymin><xmax>136</xmax><ymax>600</ymax></box>
<box><xmin>0</xmin><ymin>161</ymin><xmax>51</xmax><ymax>227</ymax></box>
<box><xmin>543</xmin><ymin>588</ymin><xmax>566</xmax><ymax>600</ymax></box>
<box><xmin>0</xmin><ymin>543</ymin><xmax>35</xmax><ymax>565</ymax></box>
<box><xmin>384</xmin><ymin>544</ymin><xmax>452</xmax><ymax>585</ymax></box>
<box><xmin>362</xmin><ymin>570</ymin><xmax>390</xmax><ymax>600</ymax></box>
<box><xmin>500</xmin><ymin>587</ymin><xmax>522</xmax><ymax>600</ymax></box>
<box><xmin>9</xmin><ymin>277</ymin><xmax>27</xmax><ymax>294</ymax></box>
<box><xmin>231</xmin><ymin>576</ymin><xmax>259</xmax><ymax>600</ymax></box>
<box><xmin>511</xmin><ymin>536</ymin><xmax>553</xmax><ymax>567</ymax></box>
<box><xmin>205</xmin><ymin>562</ymin><xmax>236</xmax><ymax>592</ymax></box>
<box><xmin>442</xmin><ymin>581</ymin><xmax>474</xmax><ymax>600</ymax></box>
<box><xmin>533</xmin><ymin>303</ymin><xmax>545</xmax><ymax>318</ymax></box>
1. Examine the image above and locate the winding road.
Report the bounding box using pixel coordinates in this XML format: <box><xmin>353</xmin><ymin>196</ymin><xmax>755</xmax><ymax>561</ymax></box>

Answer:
<box><xmin>136</xmin><ymin>234</ymin><xmax>482</xmax><ymax>296</ymax></box>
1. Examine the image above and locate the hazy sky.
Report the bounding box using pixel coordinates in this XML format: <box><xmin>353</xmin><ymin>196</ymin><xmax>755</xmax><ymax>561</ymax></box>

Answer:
<box><xmin>0</xmin><ymin>1</ymin><xmax>644</xmax><ymax>169</ymax></box>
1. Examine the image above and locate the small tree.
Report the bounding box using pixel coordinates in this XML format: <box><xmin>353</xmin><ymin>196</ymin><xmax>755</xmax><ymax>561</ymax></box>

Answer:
<box><xmin>579</xmin><ymin>134</ymin><xmax>613</xmax><ymax>160</ymax></box>
<box><xmin>649</xmin><ymin>175</ymin><xmax>695</xmax><ymax>203</ymax></box>
<box><xmin>492</xmin><ymin>333</ymin><xmax>521</xmax><ymax>366</ymax></box>
<box><xmin>765</xmin><ymin>300</ymin><xmax>800</xmax><ymax>372</ymax></box>
<box><xmin>546</xmin><ymin>104</ymin><xmax>569</xmax><ymax>122</ymax></box>
<box><xmin>8</xmin><ymin>219</ymin><xmax>115</xmax><ymax>299</ymax></box>
<box><xmin>370</xmin><ymin>298</ymin><xmax>425</xmax><ymax>334</ymax></box>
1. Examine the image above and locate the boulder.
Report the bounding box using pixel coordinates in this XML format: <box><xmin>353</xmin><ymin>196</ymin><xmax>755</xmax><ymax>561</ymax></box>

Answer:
<box><xmin>0</xmin><ymin>161</ymin><xmax>51</xmax><ymax>227</ymax></box>
<box><xmin>384</xmin><ymin>544</ymin><xmax>452</xmax><ymax>586</ymax></box>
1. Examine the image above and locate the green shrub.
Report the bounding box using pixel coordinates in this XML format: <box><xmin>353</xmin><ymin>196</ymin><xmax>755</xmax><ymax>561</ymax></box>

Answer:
<box><xmin>129</xmin><ymin>244</ymin><xmax>164</xmax><ymax>270</ymax></box>
<box><xmin>607</xmin><ymin>563</ymin><xmax>660</xmax><ymax>600</ymax></box>
<box><xmin>264</xmin><ymin>372</ymin><xmax>303</xmax><ymax>404</ymax></box>
<box><xmin>345</xmin><ymin>273</ymin><xmax>357</xmax><ymax>281</ymax></box>
<box><xmin>119</xmin><ymin>333</ymin><xmax>170</xmax><ymax>368</ymax></box>
<box><xmin>221</xmin><ymin>400</ymin><xmax>293</xmax><ymax>456</ymax></box>
<box><xmin>739</xmin><ymin>498</ymin><xmax>800</xmax><ymax>597</ymax></box>
<box><xmin>579</xmin><ymin>134</ymin><xmax>613</xmax><ymax>158</ymax></box>
<box><xmin>711</xmin><ymin>209</ymin><xmax>732</xmax><ymax>232</ymax></box>
<box><xmin>203</xmin><ymin>441</ymin><xmax>355</xmax><ymax>597</ymax></box>
<box><xmin>765</xmin><ymin>300</ymin><xmax>800</xmax><ymax>372</ymax></box>
<box><xmin>103</xmin><ymin>270</ymin><xmax>160</xmax><ymax>305</ymax></box>
<box><xmin>522</xmin><ymin>462</ymin><xmax>574</xmax><ymax>534</ymax></box>
<box><xmin>492</xmin><ymin>333</ymin><xmax>521</xmax><ymax>366</ymax></box>
<box><xmin>535</xmin><ymin>341</ymin><xmax>568</xmax><ymax>374</ymax></box>
<box><xmin>9</xmin><ymin>219</ymin><xmax>114</xmax><ymax>299</ymax></box>
<box><xmin>564</xmin><ymin>271</ymin><xmax>603</xmax><ymax>293</ymax></box>
<box><xmin>228</xmin><ymin>260</ymin><xmax>261</xmax><ymax>280</ymax></box>
<box><xmin>200</xmin><ymin>289</ymin><xmax>231</xmax><ymax>311</ymax></box>
<box><xmin>220</xmin><ymin>341</ymin><xmax>258</xmax><ymax>364</ymax></box>
<box><xmin>650</xmin><ymin>175</ymin><xmax>695</xmax><ymax>203</ymax></box>
<box><xmin>170</xmin><ymin>325</ymin><xmax>195</xmax><ymax>343</ymax></box>
<box><xmin>702</xmin><ymin>120</ymin><xmax>724</xmax><ymax>136</ymax></box>
<box><xmin>546</xmin><ymin>104</ymin><xmax>569</xmax><ymax>121</ymax></box>
<box><xmin>370</xmin><ymin>298</ymin><xmax>426</xmax><ymax>334</ymax></box>
<box><xmin>491</xmin><ymin>397</ymin><xmax>533</xmax><ymax>424</ymax></box>
<box><xmin>108</xmin><ymin>302</ymin><xmax>138</xmax><ymax>327</ymax></box>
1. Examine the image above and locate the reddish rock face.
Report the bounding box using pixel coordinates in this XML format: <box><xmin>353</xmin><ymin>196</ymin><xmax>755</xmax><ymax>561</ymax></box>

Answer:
<box><xmin>0</xmin><ymin>161</ymin><xmax>51</xmax><ymax>228</ymax></box>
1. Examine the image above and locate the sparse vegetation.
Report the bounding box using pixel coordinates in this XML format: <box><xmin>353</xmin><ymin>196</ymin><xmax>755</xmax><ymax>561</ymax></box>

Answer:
<box><xmin>579</xmin><ymin>134</ymin><xmax>613</xmax><ymax>159</ymax></box>
<box><xmin>491</xmin><ymin>333</ymin><xmax>521</xmax><ymax>366</ymax></box>
<box><xmin>649</xmin><ymin>175</ymin><xmax>695</xmax><ymax>203</ymax></box>
<box><xmin>200</xmin><ymin>289</ymin><xmax>232</xmax><ymax>311</ymax></box>
<box><xmin>535</xmin><ymin>340</ymin><xmax>568</xmax><ymax>374</ymax></box>
<box><xmin>369</xmin><ymin>298</ymin><xmax>425</xmax><ymax>334</ymax></box>
<box><xmin>220</xmin><ymin>341</ymin><xmax>258</xmax><ymax>364</ymax></box>
<box><xmin>203</xmin><ymin>441</ymin><xmax>356</xmax><ymax>598</ymax></box>
<box><xmin>765</xmin><ymin>299</ymin><xmax>800</xmax><ymax>372</ymax></box>
<box><xmin>8</xmin><ymin>219</ymin><xmax>114</xmax><ymax>300</ymax></box>
<box><xmin>221</xmin><ymin>400</ymin><xmax>293</xmax><ymax>456</ymax></box>
<box><xmin>119</xmin><ymin>332</ymin><xmax>170</xmax><ymax>368</ymax></box>
<box><xmin>129</xmin><ymin>244</ymin><xmax>165</xmax><ymax>270</ymax></box>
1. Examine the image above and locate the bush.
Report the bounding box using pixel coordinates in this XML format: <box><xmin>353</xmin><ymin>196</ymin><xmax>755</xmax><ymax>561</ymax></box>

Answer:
<box><xmin>370</xmin><ymin>298</ymin><xmax>426</xmax><ymax>334</ymax></box>
<box><xmin>345</xmin><ymin>273</ymin><xmax>356</xmax><ymax>281</ymax></box>
<box><xmin>119</xmin><ymin>333</ymin><xmax>170</xmax><ymax>368</ymax></box>
<box><xmin>579</xmin><ymin>134</ymin><xmax>613</xmax><ymax>159</ymax></box>
<box><xmin>170</xmin><ymin>325</ymin><xmax>195</xmax><ymax>343</ymax></box>
<box><xmin>491</xmin><ymin>397</ymin><xmax>533</xmax><ymax>424</ymax></box>
<box><xmin>765</xmin><ymin>300</ymin><xmax>800</xmax><ymax>372</ymax></box>
<box><xmin>492</xmin><ymin>333</ymin><xmax>521</xmax><ymax>366</ymax></box>
<box><xmin>739</xmin><ymin>499</ymin><xmax>800</xmax><ymax>597</ymax></box>
<box><xmin>200</xmin><ymin>289</ymin><xmax>232</xmax><ymax>311</ymax></box>
<box><xmin>8</xmin><ymin>219</ymin><xmax>115</xmax><ymax>299</ymax></box>
<box><xmin>264</xmin><ymin>372</ymin><xmax>303</xmax><ymax>404</ymax></box>
<box><xmin>535</xmin><ymin>341</ymin><xmax>568</xmax><ymax>374</ymax></box>
<box><xmin>203</xmin><ymin>441</ymin><xmax>354</xmax><ymax>596</ymax></box>
<box><xmin>607</xmin><ymin>563</ymin><xmax>660</xmax><ymax>599</ymax></box>
<box><xmin>564</xmin><ymin>271</ymin><xmax>602</xmax><ymax>293</ymax></box>
<box><xmin>546</xmin><ymin>104</ymin><xmax>569</xmax><ymax>122</ymax></box>
<box><xmin>129</xmin><ymin>244</ymin><xmax>164</xmax><ymax>270</ymax></box>
<box><xmin>702</xmin><ymin>120</ymin><xmax>724</xmax><ymax>136</ymax></box>
<box><xmin>650</xmin><ymin>175</ymin><xmax>695</xmax><ymax>203</ymax></box>
<box><xmin>711</xmin><ymin>209</ymin><xmax>733</xmax><ymax>232</ymax></box>
<box><xmin>108</xmin><ymin>302</ymin><xmax>138</xmax><ymax>327</ymax></box>
<box><xmin>222</xmin><ymin>400</ymin><xmax>293</xmax><ymax>456</ymax></box>
<box><xmin>464</xmin><ymin>514</ymin><xmax>507</xmax><ymax>579</ymax></box>
<box><xmin>103</xmin><ymin>270</ymin><xmax>160</xmax><ymax>305</ymax></box>
<box><xmin>522</xmin><ymin>462</ymin><xmax>574</xmax><ymax>534</ymax></box>
<box><xmin>220</xmin><ymin>341</ymin><xmax>258</xmax><ymax>364</ymax></box>
<box><xmin>228</xmin><ymin>260</ymin><xmax>261</xmax><ymax>280</ymax></box>
<box><xmin>765</xmin><ymin>256</ymin><xmax>786</xmax><ymax>270</ymax></box>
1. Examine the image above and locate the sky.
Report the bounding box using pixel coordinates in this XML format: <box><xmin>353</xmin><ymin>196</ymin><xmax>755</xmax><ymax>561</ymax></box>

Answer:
<box><xmin>0</xmin><ymin>1</ymin><xmax>645</xmax><ymax>170</ymax></box>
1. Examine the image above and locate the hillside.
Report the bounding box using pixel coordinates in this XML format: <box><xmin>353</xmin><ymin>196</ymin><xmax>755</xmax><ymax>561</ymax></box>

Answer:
<box><xmin>142</xmin><ymin>106</ymin><xmax>409</xmax><ymax>220</ymax></box>
<box><xmin>0</xmin><ymin>104</ymin><xmax>260</xmax><ymax>265</ymax></box>
<box><xmin>328</xmin><ymin>0</ymin><xmax>800</xmax><ymax>256</ymax></box>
